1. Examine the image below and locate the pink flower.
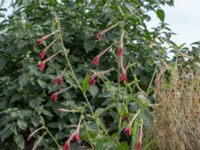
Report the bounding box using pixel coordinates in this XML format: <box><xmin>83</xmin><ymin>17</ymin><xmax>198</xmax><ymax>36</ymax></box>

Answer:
<box><xmin>92</xmin><ymin>55</ymin><xmax>100</xmax><ymax>66</ymax></box>
<box><xmin>120</xmin><ymin>59</ymin><xmax>127</xmax><ymax>81</ymax></box>
<box><xmin>136</xmin><ymin>141</ymin><xmax>142</xmax><ymax>150</ymax></box>
<box><xmin>120</xmin><ymin>71</ymin><xmax>127</xmax><ymax>81</ymax></box>
<box><xmin>96</xmin><ymin>32</ymin><xmax>103</xmax><ymax>41</ymax></box>
<box><xmin>37</xmin><ymin>31</ymin><xmax>57</xmax><ymax>45</ymax></box>
<box><xmin>136</xmin><ymin>123</ymin><xmax>143</xmax><ymax>150</ymax></box>
<box><xmin>50</xmin><ymin>92</ymin><xmax>58</xmax><ymax>102</ymax></box>
<box><xmin>53</xmin><ymin>76</ymin><xmax>62</xmax><ymax>86</ymax></box>
<box><xmin>37</xmin><ymin>38</ymin><xmax>44</xmax><ymax>45</ymax></box>
<box><xmin>155</xmin><ymin>77</ymin><xmax>161</xmax><ymax>86</ymax></box>
<box><xmin>38</xmin><ymin>62</ymin><xmax>45</xmax><ymax>72</ymax></box>
<box><xmin>88</xmin><ymin>74</ymin><xmax>96</xmax><ymax>86</ymax></box>
<box><xmin>63</xmin><ymin>142</ymin><xmax>70</xmax><ymax>150</ymax></box>
<box><xmin>39</xmin><ymin>50</ymin><xmax>46</xmax><ymax>59</ymax></box>
<box><xmin>117</xmin><ymin>47</ymin><xmax>123</xmax><ymax>57</ymax></box>
<box><xmin>124</xmin><ymin>127</ymin><xmax>131</xmax><ymax>136</ymax></box>
<box><xmin>72</xmin><ymin>132</ymin><xmax>80</xmax><ymax>142</ymax></box>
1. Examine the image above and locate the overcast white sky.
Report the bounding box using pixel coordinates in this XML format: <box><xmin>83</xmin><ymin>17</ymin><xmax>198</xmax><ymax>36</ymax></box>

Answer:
<box><xmin>148</xmin><ymin>0</ymin><xmax>200</xmax><ymax>45</ymax></box>
<box><xmin>2</xmin><ymin>0</ymin><xmax>200</xmax><ymax>45</ymax></box>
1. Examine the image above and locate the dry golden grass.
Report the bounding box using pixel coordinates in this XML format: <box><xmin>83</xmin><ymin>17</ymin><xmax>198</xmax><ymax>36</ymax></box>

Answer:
<box><xmin>152</xmin><ymin>67</ymin><xmax>200</xmax><ymax>150</ymax></box>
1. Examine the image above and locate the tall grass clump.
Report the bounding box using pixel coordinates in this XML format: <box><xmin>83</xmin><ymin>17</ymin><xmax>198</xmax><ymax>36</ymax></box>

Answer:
<box><xmin>153</xmin><ymin>65</ymin><xmax>200</xmax><ymax>150</ymax></box>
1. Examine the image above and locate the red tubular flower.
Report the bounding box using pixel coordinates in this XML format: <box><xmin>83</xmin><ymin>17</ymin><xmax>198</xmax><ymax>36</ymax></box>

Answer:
<box><xmin>37</xmin><ymin>31</ymin><xmax>57</xmax><ymax>45</ymax></box>
<box><xmin>72</xmin><ymin>132</ymin><xmax>80</xmax><ymax>142</ymax></box>
<box><xmin>37</xmin><ymin>39</ymin><xmax>44</xmax><ymax>45</ymax></box>
<box><xmin>120</xmin><ymin>58</ymin><xmax>127</xmax><ymax>81</ymax></box>
<box><xmin>120</xmin><ymin>71</ymin><xmax>127</xmax><ymax>81</ymax></box>
<box><xmin>53</xmin><ymin>76</ymin><xmax>62</xmax><ymax>86</ymax></box>
<box><xmin>63</xmin><ymin>142</ymin><xmax>70</xmax><ymax>150</ymax></box>
<box><xmin>50</xmin><ymin>92</ymin><xmax>58</xmax><ymax>102</ymax></box>
<box><xmin>92</xmin><ymin>55</ymin><xmax>100</xmax><ymax>66</ymax></box>
<box><xmin>88</xmin><ymin>74</ymin><xmax>96</xmax><ymax>86</ymax></box>
<box><xmin>92</xmin><ymin>44</ymin><xmax>113</xmax><ymax>67</ymax></box>
<box><xmin>117</xmin><ymin>47</ymin><xmax>123</xmax><ymax>57</ymax></box>
<box><xmin>96</xmin><ymin>32</ymin><xmax>103</xmax><ymax>41</ymax></box>
<box><xmin>136</xmin><ymin>123</ymin><xmax>143</xmax><ymax>150</ymax></box>
<box><xmin>124</xmin><ymin>127</ymin><xmax>131</xmax><ymax>136</ymax></box>
<box><xmin>155</xmin><ymin>77</ymin><xmax>161</xmax><ymax>86</ymax></box>
<box><xmin>39</xmin><ymin>50</ymin><xmax>46</xmax><ymax>59</ymax></box>
<box><xmin>38</xmin><ymin>61</ymin><xmax>45</xmax><ymax>72</ymax></box>
<box><xmin>136</xmin><ymin>141</ymin><xmax>142</xmax><ymax>150</ymax></box>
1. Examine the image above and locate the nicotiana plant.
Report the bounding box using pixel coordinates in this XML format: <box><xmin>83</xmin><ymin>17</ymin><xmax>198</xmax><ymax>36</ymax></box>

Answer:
<box><xmin>29</xmin><ymin>15</ymin><xmax>155</xmax><ymax>150</ymax></box>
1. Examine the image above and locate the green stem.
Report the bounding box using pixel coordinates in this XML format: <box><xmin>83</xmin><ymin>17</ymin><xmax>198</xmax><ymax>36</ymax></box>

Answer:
<box><xmin>45</xmin><ymin>127</ymin><xmax>62</xmax><ymax>150</ymax></box>
<box><xmin>59</xmin><ymin>30</ymin><xmax>95</xmax><ymax>116</ymax></box>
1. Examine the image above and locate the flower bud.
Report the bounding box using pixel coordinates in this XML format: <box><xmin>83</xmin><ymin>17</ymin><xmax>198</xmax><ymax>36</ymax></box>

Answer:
<box><xmin>50</xmin><ymin>92</ymin><xmax>58</xmax><ymax>102</ymax></box>
<box><xmin>124</xmin><ymin>127</ymin><xmax>131</xmax><ymax>136</ymax></box>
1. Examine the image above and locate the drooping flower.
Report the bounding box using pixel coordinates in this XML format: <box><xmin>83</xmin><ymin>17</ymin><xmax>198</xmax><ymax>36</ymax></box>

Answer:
<box><xmin>96</xmin><ymin>32</ymin><xmax>103</xmax><ymax>41</ymax></box>
<box><xmin>38</xmin><ymin>51</ymin><xmax>61</xmax><ymax>72</ymax></box>
<box><xmin>124</xmin><ymin>127</ymin><xmax>131</xmax><ymax>136</ymax></box>
<box><xmin>50</xmin><ymin>92</ymin><xmax>58</xmax><ymax>102</ymax></box>
<box><xmin>39</xmin><ymin>50</ymin><xmax>46</xmax><ymax>59</ymax></box>
<box><xmin>155</xmin><ymin>77</ymin><xmax>161</xmax><ymax>86</ymax></box>
<box><xmin>92</xmin><ymin>55</ymin><xmax>100</xmax><ymax>66</ymax></box>
<box><xmin>38</xmin><ymin>61</ymin><xmax>45</xmax><ymax>72</ymax></box>
<box><xmin>136</xmin><ymin>141</ymin><xmax>142</xmax><ymax>150</ymax></box>
<box><xmin>136</xmin><ymin>124</ymin><xmax>143</xmax><ymax>150</ymax></box>
<box><xmin>72</xmin><ymin>132</ymin><xmax>80</xmax><ymax>142</ymax></box>
<box><xmin>50</xmin><ymin>87</ymin><xmax>72</xmax><ymax>103</ymax></box>
<box><xmin>53</xmin><ymin>76</ymin><xmax>62</xmax><ymax>86</ymax></box>
<box><xmin>137</xmin><ymin>123</ymin><xmax>143</xmax><ymax>150</ymax></box>
<box><xmin>92</xmin><ymin>44</ymin><xmax>113</xmax><ymax>67</ymax></box>
<box><xmin>88</xmin><ymin>74</ymin><xmax>96</xmax><ymax>86</ymax></box>
<box><xmin>63</xmin><ymin>142</ymin><xmax>70</xmax><ymax>150</ymax></box>
<box><xmin>117</xmin><ymin>47</ymin><xmax>123</xmax><ymax>57</ymax></box>
<box><xmin>120</xmin><ymin>71</ymin><xmax>127</xmax><ymax>81</ymax></box>
<box><xmin>95</xmin><ymin>23</ymin><xmax>119</xmax><ymax>42</ymax></box>
<box><xmin>37</xmin><ymin>31</ymin><xmax>57</xmax><ymax>45</ymax></box>
<box><xmin>120</xmin><ymin>58</ymin><xmax>127</xmax><ymax>81</ymax></box>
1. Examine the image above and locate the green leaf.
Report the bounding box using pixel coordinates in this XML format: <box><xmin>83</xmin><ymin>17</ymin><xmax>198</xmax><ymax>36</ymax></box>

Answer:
<box><xmin>37</xmin><ymin>79</ymin><xmax>47</xmax><ymax>89</ymax></box>
<box><xmin>0</xmin><ymin>57</ymin><xmax>7</xmax><ymax>71</ymax></box>
<box><xmin>156</xmin><ymin>9</ymin><xmax>165</xmax><ymax>22</ymax></box>
<box><xmin>29</xmin><ymin>99</ymin><xmax>42</xmax><ymax>108</ymax></box>
<box><xmin>83</xmin><ymin>39</ymin><xmax>95</xmax><ymax>53</ymax></box>
<box><xmin>31</xmin><ymin>117</ymin><xmax>40</xmax><ymax>127</ymax></box>
<box><xmin>125</xmin><ymin>3</ymin><xmax>135</xmax><ymax>14</ymax></box>
<box><xmin>0</xmin><ymin>127</ymin><xmax>12</xmax><ymax>142</ymax></box>
<box><xmin>18</xmin><ymin>74</ymin><xmax>28</xmax><ymax>87</ymax></box>
<box><xmin>42</xmin><ymin>109</ymin><xmax>53</xmax><ymax>117</ymax></box>
<box><xmin>80</xmin><ymin>129</ymin><xmax>97</xmax><ymax>144</ymax></box>
<box><xmin>88</xmin><ymin>85</ymin><xmax>98</xmax><ymax>97</ymax></box>
<box><xmin>28</xmin><ymin>64</ymin><xmax>39</xmax><ymax>75</ymax></box>
<box><xmin>119</xmin><ymin>141</ymin><xmax>129</xmax><ymax>150</ymax></box>
<box><xmin>17</xmin><ymin>120</ymin><xmax>28</xmax><ymax>130</ymax></box>
<box><xmin>130</xmin><ymin>0</ymin><xmax>140</xmax><ymax>5</ymax></box>
<box><xmin>82</xmin><ymin>74</ymin><xmax>89</xmax><ymax>92</ymax></box>
<box><xmin>14</xmin><ymin>135</ymin><xmax>25</xmax><ymax>149</ymax></box>
<box><xmin>95</xmin><ymin>137</ymin><xmax>104</xmax><ymax>150</ymax></box>
<box><xmin>18</xmin><ymin>110</ymin><xmax>32</xmax><ymax>119</ymax></box>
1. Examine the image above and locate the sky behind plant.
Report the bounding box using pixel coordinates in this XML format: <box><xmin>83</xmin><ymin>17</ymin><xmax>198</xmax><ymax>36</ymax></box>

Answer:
<box><xmin>2</xmin><ymin>0</ymin><xmax>200</xmax><ymax>45</ymax></box>
<box><xmin>148</xmin><ymin>0</ymin><xmax>200</xmax><ymax>45</ymax></box>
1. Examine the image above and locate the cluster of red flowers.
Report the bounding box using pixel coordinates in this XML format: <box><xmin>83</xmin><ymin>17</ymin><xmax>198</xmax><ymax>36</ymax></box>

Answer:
<box><xmin>37</xmin><ymin>32</ymin><xmax>68</xmax><ymax>103</ymax></box>
<box><xmin>88</xmin><ymin>24</ymin><xmax>128</xmax><ymax>86</ymax></box>
<box><xmin>37</xmin><ymin>32</ymin><xmax>82</xmax><ymax>150</ymax></box>
<box><xmin>63</xmin><ymin>131</ymin><xmax>80</xmax><ymax>150</ymax></box>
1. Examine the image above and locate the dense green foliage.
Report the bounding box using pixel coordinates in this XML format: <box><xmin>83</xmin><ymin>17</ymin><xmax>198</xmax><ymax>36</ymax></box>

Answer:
<box><xmin>3</xmin><ymin>0</ymin><xmax>199</xmax><ymax>150</ymax></box>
